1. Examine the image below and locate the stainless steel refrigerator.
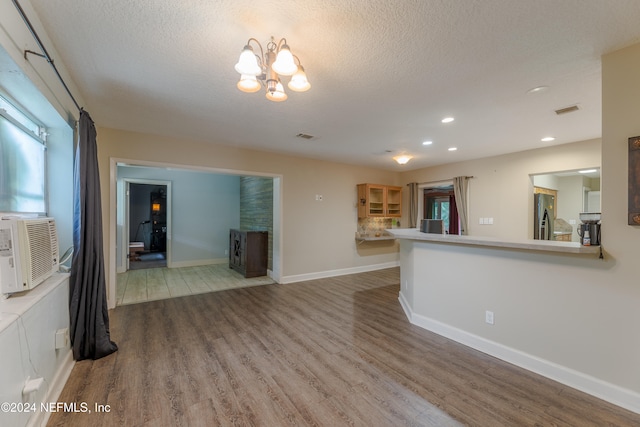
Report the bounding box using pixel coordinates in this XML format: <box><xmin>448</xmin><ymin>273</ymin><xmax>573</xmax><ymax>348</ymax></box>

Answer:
<box><xmin>534</xmin><ymin>193</ymin><xmax>555</xmax><ymax>240</ymax></box>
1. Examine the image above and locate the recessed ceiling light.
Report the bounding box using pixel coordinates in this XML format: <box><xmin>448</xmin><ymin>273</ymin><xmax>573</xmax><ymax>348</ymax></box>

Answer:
<box><xmin>579</xmin><ymin>169</ymin><xmax>597</xmax><ymax>174</ymax></box>
<box><xmin>422</xmin><ymin>140</ymin><xmax>433</xmax><ymax>146</ymax></box>
<box><xmin>448</xmin><ymin>147</ymin><xmax>457</xmax><ymax>151</ymax></box>
<box><xmin>541</xmin><ymin>137</ymin><xmax>555</xmax><ymax>142</ymax></box>
<box><xmin>393</xmin><ymin>155</ymin><xmax>413</xmax><ymax>165</ymax></box>
<box><xmin>527</xmin><ymin>86</ymin><xmax>549</xmax><ymax>94</ymax></box>
<box><xmin>442</xmin><ymin>117</ymin><xmax>455</xmax><ymax>123</ymax></box>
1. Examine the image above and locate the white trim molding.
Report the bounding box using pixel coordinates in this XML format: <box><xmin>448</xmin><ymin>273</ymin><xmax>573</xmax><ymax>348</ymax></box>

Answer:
<box><xmin>36</xmin><ymin>352</ymin><xmax>75</xmax><ymax>427</ymax></box>
<box><xmin>280</xmin><ymin>261</ymin><xmax>399</xmax><ymax>284</ymax></box>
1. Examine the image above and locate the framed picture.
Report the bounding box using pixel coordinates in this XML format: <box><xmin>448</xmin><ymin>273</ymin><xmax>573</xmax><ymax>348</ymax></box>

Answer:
<box><xmin>629</xmin><ymin>136</ymin><xmax>640</xmax><ymax>225</ymax></box>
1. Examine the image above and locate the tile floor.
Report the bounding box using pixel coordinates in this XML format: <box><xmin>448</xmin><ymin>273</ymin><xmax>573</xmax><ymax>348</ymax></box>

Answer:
<box><xmin>116</xmin><ymin>263</ymin><xmax>275</xmax><ymax>306</ymax></box>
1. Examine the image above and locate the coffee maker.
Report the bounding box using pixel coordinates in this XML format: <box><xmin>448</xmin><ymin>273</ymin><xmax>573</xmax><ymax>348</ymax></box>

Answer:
<box><xmin>577</xmin><ymin>212</ymin><xmax>601</xmax><ymax>246</ymax></box>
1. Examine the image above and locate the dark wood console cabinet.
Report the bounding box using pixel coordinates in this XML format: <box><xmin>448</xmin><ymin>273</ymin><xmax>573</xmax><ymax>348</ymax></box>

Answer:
<box><xmin>229</xmin><ymin>229</ymin><xmax>268</xmax><ymax>278</ymax></box>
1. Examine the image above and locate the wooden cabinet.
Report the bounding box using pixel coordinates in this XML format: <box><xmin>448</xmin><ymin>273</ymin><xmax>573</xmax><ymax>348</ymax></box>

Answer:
<box><xmin>229</xmin><ymin>229</ymin><xmax>268</xmax><ymax>278</ymax></box>
<box><xmin>357</xmin><ymin>184</ymin><xmax>402</xmax><ymax>218</ymax></box>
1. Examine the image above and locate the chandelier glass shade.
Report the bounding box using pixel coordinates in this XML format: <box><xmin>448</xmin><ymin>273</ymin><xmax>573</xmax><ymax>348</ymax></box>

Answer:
<box><xmin>237</xmin><ymin>74</ymin><xmax>261</xmax><ymax>93</ymax></box>
<box><xmin>235</xmin><ymin>37</ymin><xmax>310</xmax><ymax>101</ymax></box>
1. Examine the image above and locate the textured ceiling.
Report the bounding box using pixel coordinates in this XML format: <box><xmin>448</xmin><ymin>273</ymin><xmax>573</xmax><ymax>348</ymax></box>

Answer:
<box><xmin>26</xmin><ymin>0</ymin><xmax>640</xmax><ymax>170</ymax></box>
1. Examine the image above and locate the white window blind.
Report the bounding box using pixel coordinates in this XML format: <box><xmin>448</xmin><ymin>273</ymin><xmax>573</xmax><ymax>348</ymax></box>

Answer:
<box><xmin>0</xmin><ymin>109</ymin><xmax>46</xmax><ymax>213</ymax></box>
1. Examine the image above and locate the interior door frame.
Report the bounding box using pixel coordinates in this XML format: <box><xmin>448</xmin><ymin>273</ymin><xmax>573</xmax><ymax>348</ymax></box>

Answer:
<box><xmin>118</xmin><ymin>178</ymin><xmax>172</xmax><ymax>273</ymax></box>
<box><xmin>109</xmin><ymin>158</ymin><xmax>283</xmax><ymax>309</ymax></box>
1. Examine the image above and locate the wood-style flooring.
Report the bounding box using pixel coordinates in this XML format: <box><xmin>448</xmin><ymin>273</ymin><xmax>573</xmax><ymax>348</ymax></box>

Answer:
<box><xmin>49</xmin><ymin>268</ymin><xmax>639</xmax><ymax>426</ymax></box>
<box><xmin>117</xmin><ymin>264</ymin><xmax>275</xmax><ymax>306</ymax></box>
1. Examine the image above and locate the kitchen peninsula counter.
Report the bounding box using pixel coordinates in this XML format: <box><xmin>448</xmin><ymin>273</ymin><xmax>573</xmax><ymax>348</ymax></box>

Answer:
<box><xmin>385</xmin><ymin>228</ymin><xmax>619</xmax><ymax>414</ymax></box>
<box><xmin>386</xmin><ymin>228</ymin><xmax>600</xmax><ymax>256</ymax></box>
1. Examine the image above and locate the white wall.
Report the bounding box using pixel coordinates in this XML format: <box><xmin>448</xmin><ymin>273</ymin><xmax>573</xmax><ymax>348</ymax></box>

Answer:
<box><xmin>556</xmin><ymin>175</ymin><xmax>584</xmax><ymax>241</ymax></box>
<box><xmin>532</xmin><ymin>173</ymin><xmax>559</xmax><ymax>190</ymax></box>
<box><xmin>0</xmin><ymin>275</ymin><xmax>74</xmax><ymax>427</ymax></box>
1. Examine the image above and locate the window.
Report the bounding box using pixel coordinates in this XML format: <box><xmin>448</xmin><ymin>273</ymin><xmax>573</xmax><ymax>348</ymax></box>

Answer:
<box><xmin>424</xmin><ymin>187</ymin><xmax>459</xmax><ymax>235</ymax></box>
<box><xmin>0</xmin><ymin>95</ymin><xmax>46</xmax><ymax>213</ymax></box>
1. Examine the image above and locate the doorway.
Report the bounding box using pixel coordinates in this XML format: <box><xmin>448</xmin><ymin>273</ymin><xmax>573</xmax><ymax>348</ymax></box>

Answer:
<box><xmin>423</xmin><ymin>186</ymin><xmax>459</xmax><ymax>235</ymax></box>
<box><xmin>109</xmin><ymin>159</ymin><xmax>283</xmax><ymax>309</ymax></box>
<box><xmin>122</xmin><ymin>179</ymin><xmax>172</xmax><ymax>271</ymax></box>
<box><xmin>129</xmin><ymin>183</ymin><xmax>167</xmax><ymax>269</ymax></box>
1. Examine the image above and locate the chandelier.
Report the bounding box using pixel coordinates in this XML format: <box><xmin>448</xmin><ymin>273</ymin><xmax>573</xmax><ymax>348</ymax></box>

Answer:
<box><xmin>234</xmin><ymin>37</ymin><xmax>310</xmax><ymax>102</ymax></box>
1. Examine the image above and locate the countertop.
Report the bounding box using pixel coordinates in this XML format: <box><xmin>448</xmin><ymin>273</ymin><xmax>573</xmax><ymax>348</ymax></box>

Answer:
<box><xmin>355</xmin><ymin>232</ymin><xmax>397</xmax><ymax>242</ymax></box>
<box><xmin>385</xmin><ymin>228</ymin><xmax>601</xmax><ymax>255</ymax></box>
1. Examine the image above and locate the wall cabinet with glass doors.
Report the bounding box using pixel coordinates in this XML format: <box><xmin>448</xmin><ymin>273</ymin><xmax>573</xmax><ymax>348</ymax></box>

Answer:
<box><xmin>357</xmin><ymin>183</ymin><xmax>402</xmax><ymax>218</ymax></box>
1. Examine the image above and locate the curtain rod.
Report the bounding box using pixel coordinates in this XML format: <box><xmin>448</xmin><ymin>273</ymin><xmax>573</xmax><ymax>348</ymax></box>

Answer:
<box><xmin>13</xmin><ymin>0</ymin><xmax>82</xmax><ymax>112</ymax></box>
<box><xmin>408</xmin><ymin>176</ymin><xmax>474</xmax><ymax>186</ymax></box>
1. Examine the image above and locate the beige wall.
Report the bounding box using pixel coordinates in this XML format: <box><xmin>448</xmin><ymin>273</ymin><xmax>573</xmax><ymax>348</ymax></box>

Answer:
<box><xmin>97</xmin><ymin>127</ymin><xmax>401</xmax><ymax>304</ymax></box>
<box><xmin>399</xmin><ymin>138</ymin><xmax>601</xmax><ymax>239</ymax></box>
<box><xmin>601</xmin><ymin>41</ymin><xmax>640</xmax><ymax>396</ymax></box>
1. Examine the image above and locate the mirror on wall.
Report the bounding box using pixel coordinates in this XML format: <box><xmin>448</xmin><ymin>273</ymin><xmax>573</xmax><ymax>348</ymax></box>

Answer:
<box><xmin>531</xmin><ymin>168</ymin><xmax>600</xmax><ymax>243</ymax></box>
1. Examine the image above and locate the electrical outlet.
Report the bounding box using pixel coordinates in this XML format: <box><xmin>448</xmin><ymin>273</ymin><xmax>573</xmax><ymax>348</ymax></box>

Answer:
<box><xmin>224</xmin><ymin>249</ymin><xmax>228</xmax><ymax>255</ymax></box>
<box><xmin>485</xmin><ymin>310</ymin><xmax>495</xmax><ymax>325</ymax></box>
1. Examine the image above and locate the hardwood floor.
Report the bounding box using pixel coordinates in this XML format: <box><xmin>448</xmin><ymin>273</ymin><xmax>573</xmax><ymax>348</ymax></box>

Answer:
<box><xmin>49</xmin><ymin>268</ymin><xmax>639</xmax><ymax>426</ymax></box>
<box><xmin>117</xmin><ymin>264</ymin><xmax>275</xmax><ymax>305</ymax></box>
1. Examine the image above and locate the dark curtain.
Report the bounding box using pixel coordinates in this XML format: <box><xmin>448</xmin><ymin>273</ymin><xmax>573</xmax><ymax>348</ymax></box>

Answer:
<box><xmin>69</xmin><ymin>109</ymin><xmax>118</xmax><ymax>361</ymax></box>
<box><xmin>449</xmin><ymin>194</ymin><xmax>459</xmax><ymax>235</ymax></box>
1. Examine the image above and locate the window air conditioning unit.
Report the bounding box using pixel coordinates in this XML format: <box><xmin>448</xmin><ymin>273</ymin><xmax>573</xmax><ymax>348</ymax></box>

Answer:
<box><xmin>0</xmin><ymin>217</ymin><xmax>59</xmax><ymax>294</ymax></box>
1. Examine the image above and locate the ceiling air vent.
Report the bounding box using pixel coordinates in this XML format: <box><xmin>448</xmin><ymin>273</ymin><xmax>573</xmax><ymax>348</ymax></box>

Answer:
<box><xmin>296</xmin><ymin>133</ymin><xmax>315</xmax><ymax>140</ymax></box>
<box><xmin>555</xmin><ymin>105</ymin><xmax>580</xmax><ymax>115</ymax></box>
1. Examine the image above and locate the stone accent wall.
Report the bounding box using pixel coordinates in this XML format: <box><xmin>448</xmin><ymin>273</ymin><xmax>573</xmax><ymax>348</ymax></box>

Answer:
<box><xmin>240</xmin><ymin>176</ymin><xmax>273</xmax><ymax>270</ymax></box>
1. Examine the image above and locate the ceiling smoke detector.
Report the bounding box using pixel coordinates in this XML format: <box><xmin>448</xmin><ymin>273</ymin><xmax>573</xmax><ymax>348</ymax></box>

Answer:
<box><xmin>555</xmin><ymin>105</ymin><xmax>580</xmax><ymax>115</ymax></box>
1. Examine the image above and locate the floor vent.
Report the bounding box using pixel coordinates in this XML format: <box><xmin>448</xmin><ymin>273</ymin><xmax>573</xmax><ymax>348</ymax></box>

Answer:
<box><xmin>555</xmin><ymin>105</ymin><xmax>580</xmax><ymax>115</ymax></box>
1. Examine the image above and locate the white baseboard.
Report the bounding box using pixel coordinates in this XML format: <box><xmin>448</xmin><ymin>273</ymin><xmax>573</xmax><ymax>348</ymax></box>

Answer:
<box><xmin>398</xmin><ymin>291</ymin><xmax>412</xmax><ymax>320</ymax></box>
<box><xmin>398</xmin><ymin>291</ymin><xmax>640</xmax><ymax>415</ymax></box>
<box><xmin>34</xmin><ymin>350</ymin><xmax>75</xmax><ymax>427</ymax></box>
<box><xmin>168</xmin><ymin>258</ymin><xmax>227</xmax><ymax>268</ymax></box>
<box><xmin>280</xmin><ymin>261</ymin><xmax>399</xmax><ymax>284</ymax></box>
